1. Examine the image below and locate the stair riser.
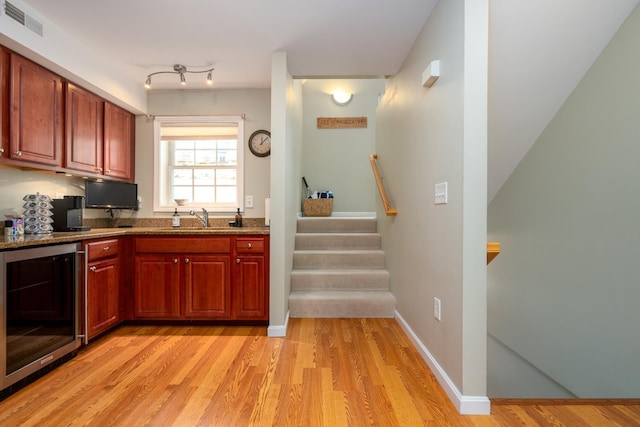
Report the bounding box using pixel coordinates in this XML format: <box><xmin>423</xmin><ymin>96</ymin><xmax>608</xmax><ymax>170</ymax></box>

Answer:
<box><xmin>293</xmin><ymin>252</ymin><xmax>385</xmax><ymax>269</ymax></box>
<box><xmin>295</xmin><ymin>234</ymin><xmax>381</xmax><ymax>250</ymax></box>
<box><xmin>289</xmin><ymin>297</ymin><xmax>396</xmax><ymax>318</ymax></box>
<box><xmin>291</xmin><ymin>271</ymin><xmax>390</xmax><ymax>291</ymax></box>
<box><xmin>297</xmin><ymin>218</ymin><xmax>377</xmax><ymax>233</ymax></box>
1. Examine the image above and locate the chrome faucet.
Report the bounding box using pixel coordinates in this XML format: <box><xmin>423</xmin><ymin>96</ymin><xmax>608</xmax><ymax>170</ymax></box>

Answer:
<box><xmin>189</xmin><ymin>208</ymin><xmax>209</xmax><ymax>228</ymax></box>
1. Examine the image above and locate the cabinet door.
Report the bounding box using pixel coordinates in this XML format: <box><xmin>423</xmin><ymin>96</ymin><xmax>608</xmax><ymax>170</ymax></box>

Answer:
<box><xmin>9</xmin><ymin>53</ymin><xmax>63</xmax><ymax>166</ymax></box>
<box><xmin>104</xmin><ymin>102</ymin><xmax>134</xmax><ymax>181</ymax></box>
<box><xmin>234</xmin><ymin>256</ymin><xmax>267</xmax><ymax>320</ymax></box>
<box><xmin>65</xmin><ymin>83</ymin><xmax>104</xmax><ymax>174</ymax></box>
<box><xmin>134</xmin><ymin>254</ymin><xmax>181</xmax><ymax>318</ymax></box>
<box><xmin>184</xmin><ymin>255</ymin><xmax>231</xmax><ymax>319</ymax></box>
<box><xmin>87</xmin><ymin>257</ymin><xmax>119</xmax><ymax>340</ymax></box>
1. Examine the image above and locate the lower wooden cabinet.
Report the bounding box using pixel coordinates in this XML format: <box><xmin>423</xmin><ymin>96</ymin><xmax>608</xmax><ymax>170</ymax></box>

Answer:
<box><xmin>85</xmin><ymin>238</ymin><xmax>121</xmax><ymax>341</ymax></box>
<box><xmin>133</xmin><ymin>253</ymin><xmax>231</xmax><ymax>319</ymax></box>
<box><xmin>82</xmin><ymin>235</ymin><xmax>268</xmax><ymax>329</ymax></box>
<box><xmin>133</xmin><ymin>236</ymin><xmax>268</xmax><ymax>321</ymax></box>
<box><xmin>234</xmin><ymin>238</ymin><xmax>268</xmax><ymax>320</ymax></box>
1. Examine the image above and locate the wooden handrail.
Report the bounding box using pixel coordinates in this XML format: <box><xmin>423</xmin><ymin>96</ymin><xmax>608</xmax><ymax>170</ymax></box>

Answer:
<box><xmin>369</xmin><ymin>154</ymin><xmax>397</xmax><ymax>216</ymax></box>
<box><xmin>487</xmin><ymin>242</ymin><xmax>501</xmax><ymax>264</ymax></box>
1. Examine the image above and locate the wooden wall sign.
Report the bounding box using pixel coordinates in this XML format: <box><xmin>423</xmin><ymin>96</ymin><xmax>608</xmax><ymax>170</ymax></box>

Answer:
<box><xmin>317</xmin><ymin>117</ymin><xmax>368</xmax><ymax>129</ymax></box>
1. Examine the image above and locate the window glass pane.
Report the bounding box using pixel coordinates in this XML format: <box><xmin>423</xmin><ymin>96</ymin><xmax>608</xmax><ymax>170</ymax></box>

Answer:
<box><xmin>216</xmin><ymin>169</ymin><xmax>236</xmax><ymax>185</ymax></box>
<box><xmin>193</xmin><ymin>187</ymin><xmax>215</xmax><ymax>204</ymax></box>
<box><xmin>173</xmin><ymin>186</ymin><xmax>192</xmax><ymax>201</ymax></box>
<box><xmin>194</xmin><ymin>169</ymin><xmax>215</xmax><ymax>185</ymax></box>
<box><xmin>174</xmin><ymin>149</ymin><xmax>194</xmax><ymax>166</ymax></box>
<box><xmin>218</xmin><ymin>149</ymin><xmax>237</xmax><ymax>165</ymax></box>
<box><xmin>195</xmin><ymin>150</ymin><xmax>217</xmax><ymax>165</ymax></box>
<box><xmin>172</xmin><ymin>169</ymin><xmax>193</xmax><ymax>185</ymax></box>
<box><xmin>216</xmin><ymin>187</ymin><xmax>236</xmax><ymax>203</ymax></box>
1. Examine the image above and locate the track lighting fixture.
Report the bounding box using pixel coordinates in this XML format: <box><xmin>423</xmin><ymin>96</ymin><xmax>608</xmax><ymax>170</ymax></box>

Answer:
<box><xmin>144</xmin><ymin>64</ymin><xmax>215</xmax><ymax>89</ymax></box>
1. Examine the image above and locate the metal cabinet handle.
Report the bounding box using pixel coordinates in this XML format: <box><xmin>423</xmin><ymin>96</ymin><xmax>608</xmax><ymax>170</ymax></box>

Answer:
<box><xmin>13</xmin><ymin>151</ymin><xmax>22</xmax><ymax>157</ymax></box>
<box><xmin>173</xmin><ymin>258</ymin><xmax>178</xmax><ymax>264</ymax></box>
<box><xmin>236</xmin><ymin>258</ymin><xmax>240</xmax><ymax>264</ymax></box>
<box><xmin>103</xmin><ymin>246</ymin><xmax>110</xmax><ymax>251</ymax></box>
<box><xmin>89</xmin><ymin>266</ymin><xmax>97</xmax><ymax>272</ymax></box>
<box><xmin>247</xmin><ymin>243</ymin><xmax>252</xmax><ymax>249</ymax></box>
<box><xmin>106</xmin><ymin>169</ymin><xmax>111</xmax><ymax>173</ymax></box>
<box><xmin>0</xmin><ymin>148</ymin><xmax>4</xmax><ymax>154</ymax></box>
<box><xmin>185</xmin><ymin>258</ymin><xmax>190</xmax><ymax>263</ymax></box>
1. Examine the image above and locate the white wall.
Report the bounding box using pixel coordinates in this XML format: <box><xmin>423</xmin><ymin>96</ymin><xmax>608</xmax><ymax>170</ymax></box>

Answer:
<box><xmin>136</xmin><ymin>89</ymin><xmax>271</xmax><ymax>219</ymax></box>
<box><xmin>375</xmin><ymin>0</ymin><xmax>489</xmax><ymax>413</ymax></box>
<box><xmin>301</xmin><ymin>79</ymin><xmax>385</xmax><ymax>213</ymax></box>
<box><xmin>268</xmin><ymin>52</ymin><xmax>303</xmax><ymax>335</ymax></box>
<box><xmin>488</xmin><ymin>3</ymin><xmax>640</xmax><ymax>398</ymax></box>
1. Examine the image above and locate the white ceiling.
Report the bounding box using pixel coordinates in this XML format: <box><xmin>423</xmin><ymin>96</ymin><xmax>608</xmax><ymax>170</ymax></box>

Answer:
<box><xmin>18</xmin><ymin>0</ymin><xmax>640</xmax><ymax>200</ymax></box>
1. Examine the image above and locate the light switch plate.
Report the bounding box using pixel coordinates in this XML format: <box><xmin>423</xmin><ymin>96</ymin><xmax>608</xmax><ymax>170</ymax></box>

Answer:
<box><xmin>434</xmin><ymin>182</ymin><xmax>448</xmax><ymax>205</ymax></box>
<box><xmin>245</xmin><ymin>195</ymin><xmax>254</xmax><ymax>208</ymax></box>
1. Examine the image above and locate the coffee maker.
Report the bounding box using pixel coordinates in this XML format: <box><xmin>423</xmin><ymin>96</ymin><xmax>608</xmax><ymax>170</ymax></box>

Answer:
<box><xmin>52</xmin><ymin>196</ymin><xmax>90</xmax><ymax>231</ymax></box>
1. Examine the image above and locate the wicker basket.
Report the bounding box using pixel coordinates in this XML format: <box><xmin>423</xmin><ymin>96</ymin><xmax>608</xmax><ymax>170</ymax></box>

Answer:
<box><xmin>303</xmin><ymin>198</ymin><xmax>333</xmax><ymax>217</ymax></box>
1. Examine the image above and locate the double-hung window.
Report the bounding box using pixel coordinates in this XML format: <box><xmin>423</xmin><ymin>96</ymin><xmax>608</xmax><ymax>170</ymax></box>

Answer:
<box><xmin>153</xmin><ymin>116</ymin><xmax>244</xmax><ymax>212</ymax></box>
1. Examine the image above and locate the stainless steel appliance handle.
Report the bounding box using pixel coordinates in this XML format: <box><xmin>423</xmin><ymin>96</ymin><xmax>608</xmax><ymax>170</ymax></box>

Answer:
<box><xmin>80</xmin><ymin>247</ymin><xmax>88</xmax><ymax>345</ymax></box>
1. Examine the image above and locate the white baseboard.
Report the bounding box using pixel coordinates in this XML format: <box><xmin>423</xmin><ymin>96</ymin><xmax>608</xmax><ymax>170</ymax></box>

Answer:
<box><xmin>267</xmin><ymin>310</ymin><xmax>290</xmax><ymax>337</ymax></box>
<box><xmin>395</xmin><ymin>311</ymin><xmax>491</xmax><ymax>415</ymax></box>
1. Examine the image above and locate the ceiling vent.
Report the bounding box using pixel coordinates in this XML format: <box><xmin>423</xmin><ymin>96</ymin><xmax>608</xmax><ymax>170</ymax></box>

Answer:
<box><xmin>3</xmin><ymin>1</ymin><xmax>43</xmax><ymax>37</ymax></box>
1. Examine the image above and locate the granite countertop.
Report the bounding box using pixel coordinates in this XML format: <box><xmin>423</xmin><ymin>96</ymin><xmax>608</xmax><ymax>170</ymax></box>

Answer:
<box><xmin>0</xmin><ymin>226</ymin><xmax>270</xmax><ymax>250</ymax></box>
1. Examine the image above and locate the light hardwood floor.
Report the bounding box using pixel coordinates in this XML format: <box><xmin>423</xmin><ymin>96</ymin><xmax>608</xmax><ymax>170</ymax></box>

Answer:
<box><xmin>0</xmin><ymin>318</ymin><xmax>638</xmax><ymax>426</ymax></box>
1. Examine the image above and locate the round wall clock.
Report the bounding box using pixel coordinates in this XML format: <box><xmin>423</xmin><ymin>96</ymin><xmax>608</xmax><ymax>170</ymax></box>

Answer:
<box><xmin>248</xmin><ymin>130</ymin><xmax>271</xmax><ymax>157</ymax></box>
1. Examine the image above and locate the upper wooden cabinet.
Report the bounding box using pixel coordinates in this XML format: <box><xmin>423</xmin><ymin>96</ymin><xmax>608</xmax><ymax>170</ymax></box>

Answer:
<box><xmin>65</xmin><ymin>86</ymin><xmax>135</xmax><ymax>182</ymax></box>
<box><xmin>104</xmin><ymin>102</ymin><xmax>135</xmax><ymax>181</ymax></box>
<box><xmin>9</xmin><ymin>53</ymin><xmax>64</xmax><ymax>167</ymax></box>
<box><xmin>0</xmin><ymin>46</ymin><xmax>135</xmax><ymax>181</ymax></box>
<box><xmin>65</xmin><ymin>83</ymin><xmax>104</xmax><ymax>175</ymax></box>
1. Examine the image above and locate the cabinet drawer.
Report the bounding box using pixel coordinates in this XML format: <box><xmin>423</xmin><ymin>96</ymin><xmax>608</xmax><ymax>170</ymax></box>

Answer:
<box><xmin>235</xmin><ymin>238</ymin><xmax>265</xmax><ymax>254</ymax></box>
<box><xmin>135</xmin><ymin>237</ymin><xmax>231</xmax><ymax>253</ymax></box>
<box><xmin>86</xmin><ymin>239</ymin><xmax>119</xmax><ymax>261</ymax></box>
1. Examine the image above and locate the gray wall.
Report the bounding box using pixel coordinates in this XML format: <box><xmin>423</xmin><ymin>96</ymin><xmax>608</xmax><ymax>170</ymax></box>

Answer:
<box><xmin>487</xmin><ymin>4</ymin><xmax>640</xmax><ymax>398</ymax></box>
<box><xmin>301</xmin><ymin>79</ymin><xmax>385</xmax><ymax>213</ymax></box>
<box><xmin>376</xmin><ymin>0</ymin><xmax>489</xmax><ymax>403</ymax></box>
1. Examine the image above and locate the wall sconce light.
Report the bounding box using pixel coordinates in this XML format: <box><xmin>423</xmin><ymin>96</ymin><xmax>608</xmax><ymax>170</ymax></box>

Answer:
<box><xmin>144</xmin><ymin>64</ymin><xmax>215</xmax><ymax>89</ymax></box>
<box><xmin>331</xmin><ymin>91</ymin><xmax>353</xmax><ymax>106</ymax></box>
<box><xmin>421</xmin><ymin>60</ymin><xmax>440</xmax><ymax>88</ymax></box>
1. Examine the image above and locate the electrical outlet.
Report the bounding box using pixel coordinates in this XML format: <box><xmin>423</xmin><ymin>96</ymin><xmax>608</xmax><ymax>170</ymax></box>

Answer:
<box><xmin>433</xmin><ymin>297</ymin><xmax>442</xmax><ymax>322</ymax></box>
<box><xmin>245</xmin><ymin>195</ymin><xmax>254</xmax><ymax>208</ymax></box>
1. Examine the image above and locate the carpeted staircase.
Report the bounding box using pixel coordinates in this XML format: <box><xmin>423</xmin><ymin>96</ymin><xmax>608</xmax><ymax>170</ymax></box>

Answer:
<box><xmin>289</xmin><ymin>216</ymin><xmax>396</xmax><ymax>318</ymax></box>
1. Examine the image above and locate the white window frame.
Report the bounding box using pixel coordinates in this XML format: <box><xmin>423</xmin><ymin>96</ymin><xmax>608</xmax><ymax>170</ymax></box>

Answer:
<box><xmin>153</xmin><ymin>115</ymin><xmax>245</xmax><ymax>213</ymax></box>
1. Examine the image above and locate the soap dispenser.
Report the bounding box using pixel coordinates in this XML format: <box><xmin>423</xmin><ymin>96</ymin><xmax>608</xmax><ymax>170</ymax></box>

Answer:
<box><xmin>235</xmin><ymin>208</ymin><xmax>243</xmax><ymax>227</ymax></box>
<box><xmin>172</xmin><ymin>208</ymin><xmax>180</xmax><ymax>227</ymax></box>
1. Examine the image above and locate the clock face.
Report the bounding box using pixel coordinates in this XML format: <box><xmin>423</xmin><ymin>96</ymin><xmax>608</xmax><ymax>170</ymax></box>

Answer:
<box><xmin>248</xmin><ymin>130</ymin><xmax>271</xmax><ymax>157</ymax></box>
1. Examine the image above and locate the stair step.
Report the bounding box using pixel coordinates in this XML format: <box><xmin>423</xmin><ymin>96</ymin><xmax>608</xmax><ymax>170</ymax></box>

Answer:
<box><xmin>291</xmin><ymin>269</ymin><xmax>390</xmax><ymax>291</ymax></box>
<box><xmin>289</xmin><ymin>291</ymin><xmax>396</xmax><ymax>318</ymax></box>
<box><xmin>293</xmin><ymin>250</ymin><xmax>385</xmax><ymax>269</ymax></box>
<box><xmin>297</xmin><ymin>217</ymin><xmax>377</xmax><ymax>233</ymax></box>
<box><xmin>295</xmin><ymin>233</ymin><xmax>381</xmax><ymax>250</ymax></box>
